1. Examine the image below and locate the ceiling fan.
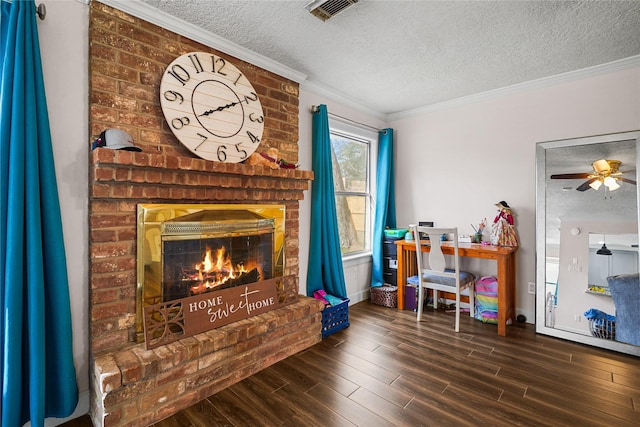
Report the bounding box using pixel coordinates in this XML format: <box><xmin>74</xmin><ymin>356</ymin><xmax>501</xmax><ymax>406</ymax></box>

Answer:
<box><xmin>550</xmin><ymin>159</ymin><xmax>637</xmax><ymax>192</ymax></box>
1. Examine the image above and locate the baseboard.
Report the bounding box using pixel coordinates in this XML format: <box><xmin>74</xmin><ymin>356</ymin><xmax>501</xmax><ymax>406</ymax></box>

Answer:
<box><xmin>348</xmin><ymin>288</ymin><xmax>370</xmax><ymax>304</ymax></box>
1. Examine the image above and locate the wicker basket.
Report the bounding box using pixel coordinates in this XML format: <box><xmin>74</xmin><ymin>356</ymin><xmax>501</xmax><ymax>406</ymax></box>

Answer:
<box><xmin>321</xmin><ymin>298</ymin><xmax>349</xmax><ymax>338</ymax></box>
<box><xmin>589</xmin><ymin>318</ymin><xmax>616</xmax><ymax>340</ymax></box>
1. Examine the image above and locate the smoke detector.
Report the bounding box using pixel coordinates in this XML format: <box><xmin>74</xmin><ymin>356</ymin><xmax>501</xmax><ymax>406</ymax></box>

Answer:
<box><xmin>305</xmin><ymin>0</ymin><xmax>359</xmax><ymax>22</ymax></box>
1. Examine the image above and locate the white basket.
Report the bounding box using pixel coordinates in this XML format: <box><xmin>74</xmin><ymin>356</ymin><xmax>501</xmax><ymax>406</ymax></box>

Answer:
<box><xmin>589</xmin><ymin>318</ymin><xmax>615</xmax><ymax>340</ymax></box>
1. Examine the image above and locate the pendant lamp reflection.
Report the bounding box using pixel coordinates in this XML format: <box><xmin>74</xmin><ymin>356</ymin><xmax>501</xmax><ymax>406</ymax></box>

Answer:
<box><xmin>597</xmin><ymin>234</ymin><xmax>612</xmax><ymax>256</ymax></box>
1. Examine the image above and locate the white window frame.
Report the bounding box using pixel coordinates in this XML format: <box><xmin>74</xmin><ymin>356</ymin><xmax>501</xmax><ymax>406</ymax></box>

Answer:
<box><xmin>328</xmin><ymin>116</ymin><xmax>378</xmax><ymax>261</ymax></box>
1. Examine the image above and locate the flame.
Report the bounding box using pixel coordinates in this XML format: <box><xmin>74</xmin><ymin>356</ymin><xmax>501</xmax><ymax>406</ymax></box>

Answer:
<box><xmin>188</xmin><ymin>246</ymin><xmax>255</xmax><ymax>295</ymax></box>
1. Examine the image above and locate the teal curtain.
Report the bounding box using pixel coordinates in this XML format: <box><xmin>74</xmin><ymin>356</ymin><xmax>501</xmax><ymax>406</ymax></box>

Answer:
<box><xmin>307</xmin><ymin>105</ymin><xmax>347</xmax><ymax>298</ymax></box>
<box><xmin>371</xmin><ymin>129</ymin><xmax>396</xmax><ymax>287</ymax></box>
<box><xmin>1</xmin><ymin>1</ymin><xmax>78</xmax><ymax>425</ymax></box>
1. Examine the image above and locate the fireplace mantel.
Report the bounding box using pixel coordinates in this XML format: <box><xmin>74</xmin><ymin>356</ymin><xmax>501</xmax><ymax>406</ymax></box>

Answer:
<box><xmin>91</xmin><ymin>149</ymin><xmax>314</xmax><ymax>202</ymax></box>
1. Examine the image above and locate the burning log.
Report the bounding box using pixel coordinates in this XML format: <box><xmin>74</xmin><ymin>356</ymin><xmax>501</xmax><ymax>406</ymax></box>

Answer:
<box><xmin>218</xmin><ymin>268</ymin><xmax>260</xmax><ymax>289</ymax></box>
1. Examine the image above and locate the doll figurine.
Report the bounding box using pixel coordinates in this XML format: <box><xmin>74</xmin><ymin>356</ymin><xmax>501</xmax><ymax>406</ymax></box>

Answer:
<box><xmin>491</xmin><ymin>201</ymin><xmax>518</xmax><ymax>246</ymax></box>
<box><xmin>494</xmin><ymin>201</ymin><xmax>514</xmax><ymax>225</ymax></box>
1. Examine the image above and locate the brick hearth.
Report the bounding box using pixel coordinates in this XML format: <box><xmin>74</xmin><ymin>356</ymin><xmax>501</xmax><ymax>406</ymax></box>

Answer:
<box><xmin>87</xmin><ymin>3</ymin><xmax>321</xmax><ymax>425</ymax></box>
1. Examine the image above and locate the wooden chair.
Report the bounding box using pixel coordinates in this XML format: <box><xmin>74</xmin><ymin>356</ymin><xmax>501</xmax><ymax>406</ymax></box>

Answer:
<box><xmin>407</xmin><ymin>225</ymin><xmax>476</xmax><ymax>332</ymax></box>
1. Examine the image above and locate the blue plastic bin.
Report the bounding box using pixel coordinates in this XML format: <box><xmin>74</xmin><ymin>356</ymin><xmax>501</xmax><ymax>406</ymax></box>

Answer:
<box><xmin>321</xmin><ymin>298</ymin><xmax>349</xmax><ymax>338</ymax></box>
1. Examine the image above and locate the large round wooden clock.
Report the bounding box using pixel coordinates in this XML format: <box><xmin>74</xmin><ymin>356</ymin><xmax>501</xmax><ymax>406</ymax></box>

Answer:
<box><xmin>159</xmin><ymin>52</ymin><xmax>264</xmax><ymax>163</ymax></box>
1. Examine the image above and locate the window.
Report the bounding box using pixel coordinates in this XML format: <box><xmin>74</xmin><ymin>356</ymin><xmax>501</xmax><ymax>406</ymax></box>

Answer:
<box><xmin>329</xmin><ymin>119</ymin><xmax>377</xmax><ymax>258</ymax></box>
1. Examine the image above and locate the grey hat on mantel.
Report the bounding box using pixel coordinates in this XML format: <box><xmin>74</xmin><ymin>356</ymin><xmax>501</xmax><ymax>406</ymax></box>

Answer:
<box><xmin>91</xmin><ymin>128</ymin><xmax>142</xmax><ymax>151</ymax></box>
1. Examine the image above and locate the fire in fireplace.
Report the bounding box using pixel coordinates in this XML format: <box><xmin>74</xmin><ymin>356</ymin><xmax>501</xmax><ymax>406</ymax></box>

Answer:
<box><xmin>177</xmin><ymin>244</ymin><xmax>260</xmax><ymax>296</ymax></box>
<box><xmin>161</xmin><ymin>209</ymin><xmax>275</xmax><ymax>300</ymax></box>
<box><xmin>136</xmin><ymin>204</ymin><xmax>285</xmax><ymax>344</ymax></box>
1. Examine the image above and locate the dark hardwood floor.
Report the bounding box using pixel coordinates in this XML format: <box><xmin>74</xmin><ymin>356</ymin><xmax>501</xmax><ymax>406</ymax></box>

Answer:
<box><xmin>64</xmin><ymin>301</ymin><xmax>640</xmax><ymax>426</ymax></box>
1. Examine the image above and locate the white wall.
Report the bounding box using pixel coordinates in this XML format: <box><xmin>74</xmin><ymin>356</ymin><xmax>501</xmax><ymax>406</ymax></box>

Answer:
<box><xmin>36</xmin><ymin>0</ymin><xmax>90</xmax><ymax>422</ymax></box>
<box><xmin>389</xmin><ymin>66</ymin><xmax>640</xmax><ymax>323</ymax></box>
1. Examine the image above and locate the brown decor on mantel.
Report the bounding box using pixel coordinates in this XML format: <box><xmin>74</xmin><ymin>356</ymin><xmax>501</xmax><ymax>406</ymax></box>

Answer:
<box><xmin>88</xmin><ymin>3</ymin><xmax>317</xmax><ymax>425</ymax></box>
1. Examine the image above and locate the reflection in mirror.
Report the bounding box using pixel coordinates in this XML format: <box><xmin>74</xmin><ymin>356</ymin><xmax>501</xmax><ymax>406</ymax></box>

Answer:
<box><xmin>587</xmin><ymin>233</ymin><xmax>638</xmax><ymax>294</ymax></box>
<box><xmin>536</xmin><ymin>131</ymin><xmax>640</xmax><ymax>356</ymax></box>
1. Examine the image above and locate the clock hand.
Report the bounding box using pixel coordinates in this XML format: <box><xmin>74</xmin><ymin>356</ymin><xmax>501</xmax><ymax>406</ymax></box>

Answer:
<box><xmin>199</xmin><ymin>100</ymin><xmax>241</xmax><ymax>117</ymax></box>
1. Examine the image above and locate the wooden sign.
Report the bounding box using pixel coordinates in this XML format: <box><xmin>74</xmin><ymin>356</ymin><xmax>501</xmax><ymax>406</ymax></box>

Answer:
<box><xmin>143</xmin><ymin>277</ymin><xmax>290</xmax><ymax>349</ymax></box>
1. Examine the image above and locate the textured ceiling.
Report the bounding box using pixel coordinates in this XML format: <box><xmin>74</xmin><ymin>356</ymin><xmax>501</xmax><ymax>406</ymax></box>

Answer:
<box><xmin>138</xmin><ymin>0</ymin><xmax>640</xmax><ymax>116</ymax></box>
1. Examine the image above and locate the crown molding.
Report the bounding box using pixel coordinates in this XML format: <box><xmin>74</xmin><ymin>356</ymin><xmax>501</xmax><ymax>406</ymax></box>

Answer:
<box><xmin>96</xmin><ymin>0</ymin><xmax>307</xmax><ymax>84</ymax></box>
<box><xmin>301</xmin><ymin>80</ymin><xmax>388</xmax><ymax>122</ymax></box>
<box><xmin>389</xmin><ymin>55</ymin><xmax>640</xmax><ymax>121</ymax></box>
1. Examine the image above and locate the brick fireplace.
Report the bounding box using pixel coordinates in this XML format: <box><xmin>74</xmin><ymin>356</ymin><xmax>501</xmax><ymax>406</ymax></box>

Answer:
<box><xmin>88</xmin><ymin>3</ymin><xmax>322</xmax><ymax>426</ymax></box>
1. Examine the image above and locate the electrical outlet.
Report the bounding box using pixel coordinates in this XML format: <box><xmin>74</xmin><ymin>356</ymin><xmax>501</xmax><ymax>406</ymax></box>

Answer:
<box><xmin>528</xmin><ymin>282</ymin><xmax>535</xmax><ymax>294</ymax></box>
<box><xmin>574</xmin><ymin>314</ymin><xmax>581</xmax><ymax>322</ymax></box>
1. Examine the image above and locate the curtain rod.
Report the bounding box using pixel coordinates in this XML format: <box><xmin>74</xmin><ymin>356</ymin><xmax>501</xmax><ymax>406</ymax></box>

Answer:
<box><xmin>310</xmin><ymin>105</ymin><xmax>384</xmax><ymax>133</ymax></box>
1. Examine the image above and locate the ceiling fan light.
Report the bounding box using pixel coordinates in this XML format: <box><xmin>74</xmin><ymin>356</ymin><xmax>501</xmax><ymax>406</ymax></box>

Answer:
<box><xmin>604</xmin><ymin>176</ymin><xmax>620</xmax><ymax>191</ymax></box>
<box><xmin>596</xmin><ymin>243</ymin><xmax>612</xmax><ymax>256</ymax></box>
<box><xmin>589</xmin><ymin>179</ymin><xmax>603</xmax><ymax>190</ymax></box>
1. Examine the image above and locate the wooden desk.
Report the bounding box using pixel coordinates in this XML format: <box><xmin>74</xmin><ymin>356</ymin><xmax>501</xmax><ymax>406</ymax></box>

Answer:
<box><xmin>395</xmin><ymin>240</ymin><xmax>518</xmax><ymax>336</ymax></box>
